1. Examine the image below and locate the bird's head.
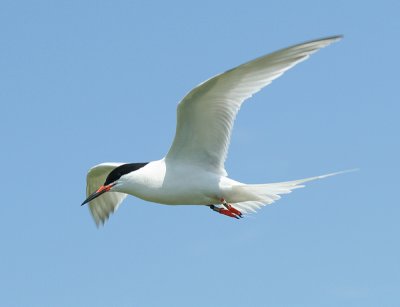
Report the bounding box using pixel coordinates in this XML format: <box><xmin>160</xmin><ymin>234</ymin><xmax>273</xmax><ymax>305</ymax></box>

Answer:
<box><xmin>81</xmin><ymin>162</ymin><xmax>148</xmax><ymax>206</ymax></box>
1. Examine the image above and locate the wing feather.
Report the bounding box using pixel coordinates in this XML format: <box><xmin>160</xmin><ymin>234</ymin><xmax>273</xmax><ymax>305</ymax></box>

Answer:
<box><xmin>85</xmin><ymin>163</ymin><xmax>128</xmax><ymax>226</ymax></box>
<box><xmin>166</xmin><ymin>36</ymin><xmax>342</xmax><ymax>175</ymax></box>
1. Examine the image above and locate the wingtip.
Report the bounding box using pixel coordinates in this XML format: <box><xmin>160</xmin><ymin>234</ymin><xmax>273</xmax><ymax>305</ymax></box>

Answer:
<box><xmin>330</xmin><ymin>34</ymin><xmax>344</xmax><ymax>40</ymax></box>
<box><xmin>316</xmin><ymin>35</ymin><xmax>343</xmax><ymax>45</ymax></box>
<box><xmin>94</xmin><ymin>216</ymin><xmax>108</xmax><ymax>228</ymax></box>
<box><xmin>318</xmin><ymin>168</ymin><xmax>359</xmax><ymax>179</ymax></box>
<box><xmin>94</xmin><ymin>219</ymin><xmax>105</xmax><ymax>228</ymax></box>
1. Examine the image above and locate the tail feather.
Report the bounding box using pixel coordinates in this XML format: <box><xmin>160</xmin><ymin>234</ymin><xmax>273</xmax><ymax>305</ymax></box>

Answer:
<box><xmin>231</xmin><ymin>170</ymin><xmax>356</xmax><ymax>214</ymax></box>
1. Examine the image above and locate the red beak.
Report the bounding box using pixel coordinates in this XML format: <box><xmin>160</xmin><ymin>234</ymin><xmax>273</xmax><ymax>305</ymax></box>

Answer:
<box><xmin>81</xmin><ymin>184</ymin><xmax>113</xmax><ymax>206</ymax></box>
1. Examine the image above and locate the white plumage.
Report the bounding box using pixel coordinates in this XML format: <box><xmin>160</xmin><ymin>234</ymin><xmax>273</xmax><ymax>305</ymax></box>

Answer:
<box><xmin>84</xmin><ymin>36</ymin><xmax>347</xmax><ymax>226</ymax></box>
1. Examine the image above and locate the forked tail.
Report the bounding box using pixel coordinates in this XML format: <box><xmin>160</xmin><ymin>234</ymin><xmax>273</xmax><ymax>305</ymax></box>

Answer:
<box><xmin>230</xmin><ymin>170</ymin><xmax>357</xmax><ymax>214</ymax></box>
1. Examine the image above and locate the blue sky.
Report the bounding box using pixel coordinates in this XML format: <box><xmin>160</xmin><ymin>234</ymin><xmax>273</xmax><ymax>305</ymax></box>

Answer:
<box><xmin>1</xmin><ymin>1</ymin><xmax>399</xmax><ymax>306</ymax></box>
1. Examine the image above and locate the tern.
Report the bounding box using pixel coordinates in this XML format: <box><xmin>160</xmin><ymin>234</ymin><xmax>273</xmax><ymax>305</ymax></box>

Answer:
<box><xmin>82</xmin><ymin>35</ymin><xmax>347</xmax><ymax>226</ymax></box>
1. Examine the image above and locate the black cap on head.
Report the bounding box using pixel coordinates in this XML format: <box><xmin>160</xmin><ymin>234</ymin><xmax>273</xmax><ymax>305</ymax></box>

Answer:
<box><xmin>104</xmin><ymin>162</ymin><xmax>149</xmax><ymax>185</ymax></box>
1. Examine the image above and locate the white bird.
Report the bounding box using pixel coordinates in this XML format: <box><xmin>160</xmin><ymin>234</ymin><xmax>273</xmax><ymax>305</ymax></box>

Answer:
<box><xmin>82</xmin><ymin>35</ymin><xmax>347</xmax><ymax>226</ymax></box>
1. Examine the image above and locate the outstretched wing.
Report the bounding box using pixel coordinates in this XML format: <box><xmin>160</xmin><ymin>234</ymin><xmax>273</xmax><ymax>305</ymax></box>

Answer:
<box><xmin>85</xmin><ymin>162</ymin><xmax>128</xmax><ymax>226</ymax></box>
<box><xmin>165</xmin><ymin>36</ymin><xmax>342</xmax><ymax>175</ymax></box>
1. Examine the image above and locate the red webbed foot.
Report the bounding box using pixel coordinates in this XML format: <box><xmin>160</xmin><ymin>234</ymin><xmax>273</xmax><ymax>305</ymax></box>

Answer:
<box><xmin>221</xmin><ymin>198</ymin><xmax>243</xmax><ymax>218</ymax></box>
<box><xmin>209</xmin><ymin>201</ymin><xmax>243</xmax><ymax>219</ymax></box>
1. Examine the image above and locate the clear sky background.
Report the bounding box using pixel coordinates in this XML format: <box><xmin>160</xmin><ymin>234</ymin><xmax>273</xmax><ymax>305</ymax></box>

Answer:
<box><xmin>1</xmin><ymin>1</ymin><xmax>399</xmax><ymax>306</ymax></box>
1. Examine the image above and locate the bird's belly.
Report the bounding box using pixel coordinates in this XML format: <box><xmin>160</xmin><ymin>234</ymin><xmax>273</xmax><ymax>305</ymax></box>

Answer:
<box><xmin>134</xmin><ymin>180</ymin><xmax>220</xmax><ymax>205</ymax></box>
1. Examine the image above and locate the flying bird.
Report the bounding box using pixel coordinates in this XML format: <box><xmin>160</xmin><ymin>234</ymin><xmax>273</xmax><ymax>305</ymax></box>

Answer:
<box><xmin>82</xmin><ymin>35</ymin><xmax>346</xmax><ymax>226</ymax></box>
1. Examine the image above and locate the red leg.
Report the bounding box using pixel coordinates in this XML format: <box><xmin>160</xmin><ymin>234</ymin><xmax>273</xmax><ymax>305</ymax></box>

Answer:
<box><xmin>220</xmin><ymin>198</ymin><xmax>243</xmax><ymax>218</ymax></box>
<box><xmin>209</xmin><ymin>205</ymin><xmax>240</xmax><ymax>219</ymax></box>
